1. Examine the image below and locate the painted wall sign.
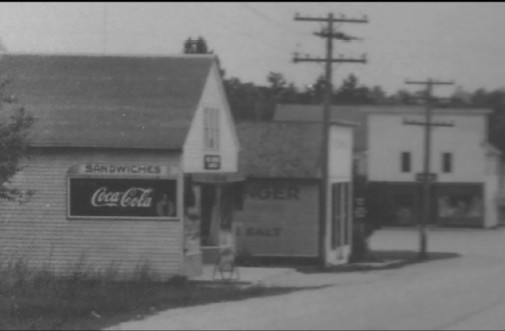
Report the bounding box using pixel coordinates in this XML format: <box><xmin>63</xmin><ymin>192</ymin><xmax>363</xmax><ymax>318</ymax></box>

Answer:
<box><xmin>68</xmin><ymin>178</ymin><xmax>177</xmax><ymax>219</ymax></box>
<box><xmin>235</xmin><ymin>181</ymin><xmax>319</xmax><ymax>257</ymax></box>
<box><xmin>204</xmin><ymin>155</ymin><xmax>221</xmax><ymax>170</ymax></box>
<box><xmin>74</xmin><ymin>164</ymin><xmax>176</xmax><ymax>178</ymax></box>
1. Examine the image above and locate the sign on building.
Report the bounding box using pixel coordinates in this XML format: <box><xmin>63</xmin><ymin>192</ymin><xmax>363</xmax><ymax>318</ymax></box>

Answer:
<box><xmin>68</xmin><ymin>178</ymin><xmax>178</xmax><ymax>219</ymax></box>
<box><xmin>415</xmin><ymin>173</ymin><xmax>437</xmax><ymax>182</ymax></box>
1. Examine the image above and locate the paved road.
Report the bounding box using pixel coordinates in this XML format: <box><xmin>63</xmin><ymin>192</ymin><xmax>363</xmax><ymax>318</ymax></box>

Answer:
<box><xmin>108</xmin><ymin>227</ymin><xmax>505</xmax><ymax>330</ymax></box>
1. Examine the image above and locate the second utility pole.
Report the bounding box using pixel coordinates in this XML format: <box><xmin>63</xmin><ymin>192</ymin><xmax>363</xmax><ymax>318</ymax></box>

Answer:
<box><xmin>293</xmin><ymin>13</ymin><xmax>367</xmax><ymax>267</ymax></box>
<box><xmin>405</xmin><ymin>78</ymin><xmax>454</xmax><ymax>260</ymax></box>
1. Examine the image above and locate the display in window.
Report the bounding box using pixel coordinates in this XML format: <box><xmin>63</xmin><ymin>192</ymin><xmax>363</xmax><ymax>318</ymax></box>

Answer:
<box><xmin>393</xmin><ymin>194</ymin><xmax>415</xmax><ymax>224</ymax></box>
<box><xmin>437</xmin><ymin>194</ymin><xmax>483</xmax><ymax>218</ymax></box>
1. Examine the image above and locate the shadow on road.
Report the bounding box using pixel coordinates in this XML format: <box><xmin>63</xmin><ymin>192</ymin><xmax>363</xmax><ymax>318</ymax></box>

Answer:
<box><xmin>295</xmin><ymin>250</ymin><xmax>461</xmax><ymax>274</ymax></box>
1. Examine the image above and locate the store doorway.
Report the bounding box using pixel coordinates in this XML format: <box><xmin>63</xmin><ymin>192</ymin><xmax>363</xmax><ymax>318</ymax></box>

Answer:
<box><xmin>331</xmin><ymin>182</ymin><xmax>352</xmax><ymax>262</ymax></box>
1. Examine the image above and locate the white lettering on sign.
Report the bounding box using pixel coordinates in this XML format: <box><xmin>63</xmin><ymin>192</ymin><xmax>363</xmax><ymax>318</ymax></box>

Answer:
<box><xmin>91</xmin><ymin>187</ymin><xmax>153</xmax><ymax>208</ymax></box>
<box><xmin>204</xmin><ymin>155</ymin><xmax>221</xmax><ymax>170</ymax></box>
<box><xmin>79</xmin><ymin>164</ymin><xmax>172</xmax><ymax>177</ymax></box>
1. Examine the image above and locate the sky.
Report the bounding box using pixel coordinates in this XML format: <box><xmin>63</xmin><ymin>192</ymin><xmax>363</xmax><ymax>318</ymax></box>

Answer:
<box><xmin>0</xmin><ymin>2</ymin><xmax>505</xmax><ymax>97</ymax></box>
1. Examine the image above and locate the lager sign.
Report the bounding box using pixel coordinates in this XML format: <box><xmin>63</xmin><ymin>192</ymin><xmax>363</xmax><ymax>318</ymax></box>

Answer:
<box><xmin>68</xmin><ymin>178</ymin><xmax>177</xmax><ymax>219</ymax></box>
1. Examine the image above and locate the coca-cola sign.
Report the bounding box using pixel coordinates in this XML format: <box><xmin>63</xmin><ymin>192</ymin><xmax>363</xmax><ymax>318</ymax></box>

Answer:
<box><xmin>69</xmin><ymin>178</ymin><xmax>177</xmax><ymax>219</ymax></box>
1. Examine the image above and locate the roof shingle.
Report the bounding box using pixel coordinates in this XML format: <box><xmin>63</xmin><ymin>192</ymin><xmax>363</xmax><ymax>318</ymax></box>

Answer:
<box><xmin>237</xmin><ymin>121</ymin><xmax>323</xmax><ymax>178</ymax></box>
<box><xmin>0</xmin><ymin>53</ymin><xmax>214</xmax><ymax>149</ymax></box>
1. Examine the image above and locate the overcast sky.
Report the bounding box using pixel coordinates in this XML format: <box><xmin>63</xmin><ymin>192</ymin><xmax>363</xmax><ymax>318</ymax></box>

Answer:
<box><xmin>1</xmin><ymin>2</ymin><xmax>504</xmax><ymax>97</ymax></box>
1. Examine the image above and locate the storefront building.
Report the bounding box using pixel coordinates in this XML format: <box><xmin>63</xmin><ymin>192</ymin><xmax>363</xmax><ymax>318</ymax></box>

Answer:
<box><xmin>366</xmin><ymin>107</ymin><xmax>501</xmax><ymax>228</ymax></box>
<box><xmin>0</xmin><ymin>53</ymin><xmax>239</xmax><ymax>279</ymax></box>
<box><xmin>235</xmin><ymin>121</ymin><xmax>355</xmax><ymax>265</ymax></box>
<box><xmin>276</xmin><ymin>104</ymin><xmax>502</xmax><ymax>228</ymax></box>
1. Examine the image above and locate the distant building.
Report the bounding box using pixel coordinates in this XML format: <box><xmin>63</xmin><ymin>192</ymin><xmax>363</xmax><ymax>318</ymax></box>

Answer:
<box><xmin>235</xmin><ymin>121</ymin><xmax>355</xmax><ymax>265</ymax></box>
<box><xmin>274</xmin><ymin>104</ymin><xmax>502</xmax><ymax>228</ymax></box>
<box><xmin>366</xmin><ymin>106</ymin><xmax>501</xmax><ymax>228</ymax></box>
<box><xmin>0</xmin><ymin>53</ymin><xmax>240</xmax><ymax>280</ymax></box>
<box><xmin>275</xmin><ymin>104</ymin><xmax>368</xmax><ymax>177</ymax></box>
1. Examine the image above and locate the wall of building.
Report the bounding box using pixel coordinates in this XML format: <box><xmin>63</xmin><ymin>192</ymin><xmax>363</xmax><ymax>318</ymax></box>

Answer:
<box><xmin>485</xmin><ymin>153</ymin><xmax>501</xmax><ymax>227</ymax></box>
<box><xmin>367</xmin><ymin>111</ymin><xmax>502</xmax><ymax>228</ymax></box>
<box><xmin>368</xmin><ymin>182</ymin><xmax>486</xmax><ymax>227</ymax></box>
<box><xmin>368</xmin><ymin>113</ymin><xmax>488</xmax><ymax>182</ymax></box>
<box><xmin>235</xmin><ymin>179</ymin><xmax>319</xmax><ymax>258</ymax></box>
<box><xmin>0</xmin><ymin>149</ymin><xmax>185</xmax><ymax>279</ymax></box>
<box><xmin>183</xmin><ymin>63</ymin><xmax>238</xmax><ymax>174</ymax></box>
<box><xmin>329</xmin><ymin>125</ymin><xmax>353</xmax><ymax>181</ymax></box>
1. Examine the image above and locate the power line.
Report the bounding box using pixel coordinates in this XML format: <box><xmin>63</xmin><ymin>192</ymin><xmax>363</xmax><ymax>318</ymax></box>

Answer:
<box><xmin>186</xmin><ymin>3</ymin><xmax>296</xmax><ymax>54</ymax></box>
<box><xmin>240</xmin><ymin>3</ymin><xmax>308</xmax><ymax>37</ymax></box>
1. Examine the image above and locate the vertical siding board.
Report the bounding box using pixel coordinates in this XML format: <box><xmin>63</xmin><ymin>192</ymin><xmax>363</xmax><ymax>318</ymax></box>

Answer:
<box><xmin>0</xmin><ymin>149</ymin><xmax>184</xmax><ymax>278</ymax></box>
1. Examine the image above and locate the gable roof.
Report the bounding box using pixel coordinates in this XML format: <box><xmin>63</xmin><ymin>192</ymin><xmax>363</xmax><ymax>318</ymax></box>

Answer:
<box><xmin>274</xmin><ymin>104</ymin><xmax>492</xmax><ymax>152</ymax></box>
<box><xmin>274</xmin><ymin>104</ymin><xmax>367</xmax><ymax>151</ymax></box>
<box><xmin>0</xmin><ymin>53</ymin><xmax>215</xmax><ymax>150</ymax></box>
<box><xmin>237</xmin><ymin>121</ymin><xmax>323</xmax><ymax>178</ymax></box>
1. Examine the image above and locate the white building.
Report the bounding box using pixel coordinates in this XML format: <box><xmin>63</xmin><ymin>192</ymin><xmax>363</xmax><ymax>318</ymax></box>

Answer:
<box><xmin>0</xmin><ymin>53</ymin><xmax>240</xmax><ymax>280</ymax></box>
<box><xmin>366</xmin><ymin>106</ymin><xmax>501</xmax><ymax>228</ymax></box>
<box><xmin>235</xmin><ymin>121</ymin><xmax>355</xmax><ymax>265</ymax></box>
<box><xmin>275</xmin><ymin>104</ymin><xmax>502</xmax><ymax>228</ymax></box>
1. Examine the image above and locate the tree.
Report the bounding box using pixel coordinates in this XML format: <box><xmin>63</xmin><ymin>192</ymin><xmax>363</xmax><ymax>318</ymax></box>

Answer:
<box><xmin>267</xmin><ymin>72</ymin><xmax>287</xmax><ymax>93</ymax></box>
<box><xmin>449</xmin><ymin>86</ymin><xmax>472</xmax><ymax>106</ymax></box>
<box><xmin>0</xmin><ymin>79</ymin><xmax>35</xmax><ymax>203</ymax></box>
<box><xmin>277</xmin><ymin>82</ymin><xmax>300</xmax><ymax>104</ymax></box>
<box><xmin>183</xmin><ymin>36</ymin><xmax>212</xmax><ymax>54</ymax></box>
<box><xmin>369</xmin><ymin>86</ymin><xmax>387</xmax><ymax>104</ymax></box>
<box><xmin>336</xmin><ymin>73</ymin><xmax>359</xmax><ymax>104</ymax></box>
<box><xmin>223</xmin><ymin>77</ymin><xmax>269</xmax><ymax>121</ymax></box>
<box><xmin>389</xmin><ymin>88</ymin><xmax>416</xmax><ymax>105</ymax></box>
<box><xmin>471</xmin><ymin>88</ymin><xmax>488</xmax><ymax>106</ymax></box>
<box><xmin>297</xmin><ymin>75</ymin><xmax>326</xmax><ymax>104</ymax></box>
<box><xmin>335</xmin><ymin>73</ymin><xmax>376</xmax><ymax>104</ymax></box>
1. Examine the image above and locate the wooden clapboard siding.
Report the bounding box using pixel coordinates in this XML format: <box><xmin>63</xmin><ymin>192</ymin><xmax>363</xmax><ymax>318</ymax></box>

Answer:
<box><xmin>0</xmin><ymin>149</ymin><xmax>184</xmax><ymax>279</ymax></box>
<box><xmin>235</xmin><ymin>179</ymin><xmax>319</xmax><ymax>257</ymax></box>
<box><xmin>329</xmin><ymin>125</ymin><xmax>353</xmax><ymax>181</ymax></box>
<box><xmin>183</xmin><ymin>63</ymin><xmax>238</xmax><ymax>173</ymax></box>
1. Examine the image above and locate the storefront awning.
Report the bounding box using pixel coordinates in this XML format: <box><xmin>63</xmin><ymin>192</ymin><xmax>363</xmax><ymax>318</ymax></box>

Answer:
<box><xmin>191</xmin><ymin>172</ymin><xmax>245</xmax><ymax>184</ymax></box>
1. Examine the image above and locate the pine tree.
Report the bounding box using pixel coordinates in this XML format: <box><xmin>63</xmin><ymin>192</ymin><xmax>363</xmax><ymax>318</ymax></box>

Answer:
<box><xmin>0</xmin><ymin>78</ymin><xmax>35</xmax><ymax>203</ymax></box>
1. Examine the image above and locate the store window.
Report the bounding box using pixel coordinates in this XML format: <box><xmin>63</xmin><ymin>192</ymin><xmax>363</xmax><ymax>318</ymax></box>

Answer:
<box><xmin>331</xmin><ymin>182</ymin><xmax>351</xmax><ymax>249</ymax></box>
<box><xmin>442</xmin><ymin>152</ymin><xmax>452</xmax><ymax>173</ymax></box>
<box><xmin>204</xmin><ymin>107</ymin><xmax>220</xmax><ymax>151</ymax></box>
<box><xmin>401</xmin><ymin>152</ymin><xmax>411</xmax><ymax>173</ymax></box>
<box><xmin>393</xmin><ymin>194</ymin><xmax>415</xmax><ymax>225</ymax></box>
<box><xmin>437</xmin><ymin>193</ymin><xmax>482</xmax><ymax>218</ymax></box>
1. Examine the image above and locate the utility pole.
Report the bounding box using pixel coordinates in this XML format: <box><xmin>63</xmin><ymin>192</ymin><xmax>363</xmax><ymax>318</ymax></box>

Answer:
<box><xmin>293</xmin><ymin>13</ymin><xmax>367</xmax><ymax>268</ymax></box>
<box><xmin>404</xmin><ymin>78</ymin><xmax>454</xmax><ymax>260</ymax></box>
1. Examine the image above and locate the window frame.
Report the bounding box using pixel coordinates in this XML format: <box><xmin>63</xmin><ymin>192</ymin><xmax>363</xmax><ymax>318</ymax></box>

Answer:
<box><xmin>442</xmin><ymin>152</ymin><xmax>452</xmax><ymax>173</ymax></box>
<box><xmin>203</xmin><ymin>106</ymin><xmax>220</xmax><ymax>152</ymax></box>
<box><xmin>401</xmin><ymin>151</ymin><xmax>411</xmax><ymax>173</ymax></box>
